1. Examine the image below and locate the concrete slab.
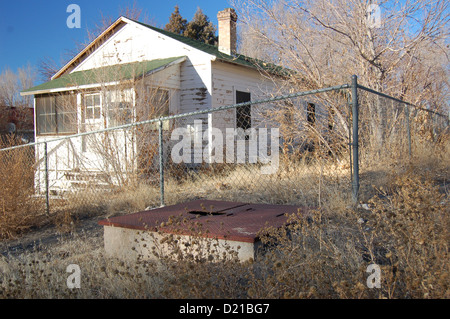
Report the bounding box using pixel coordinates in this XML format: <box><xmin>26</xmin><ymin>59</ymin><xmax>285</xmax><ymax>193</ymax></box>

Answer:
<box><xmin>99</xmin><ymin>199</ymin><xmax>307</xmax><ymax>262</ymax></box>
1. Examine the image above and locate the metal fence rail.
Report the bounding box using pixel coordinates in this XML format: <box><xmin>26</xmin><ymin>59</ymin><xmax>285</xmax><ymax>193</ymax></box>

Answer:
<box><xmin>354</xmin><ymin>77</ymin><xmax>448</xmax><ymax>202</ymax></box>
<box><xmin>0</xmin><ymin>76</ymin><xmax>448</xmax><ymax>218</ymax></box>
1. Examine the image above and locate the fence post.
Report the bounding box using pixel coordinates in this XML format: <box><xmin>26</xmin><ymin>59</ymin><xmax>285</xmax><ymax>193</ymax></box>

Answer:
<box><xmin>351</xmin><ymin>75</ymin><xmax>360</xmax><ymax>204</ymax></box>
<box><xmin>405</xmin><ymin>104</ymin><xmax>412</xmax><ymax>158</ymax></box>
<box><xmin>158</xmin><ymin>120</ymin><xmax>165</xmax><ymax>207</ymax></box>
<box><xmin>44</xmin><ymin>142</ymin><xmax>50</xmax><ymax>216</ymax></box>
<box><xmin>348</xmin><ymin>93</ymin><xmax>353</xmax><ymax>187</ymax></box>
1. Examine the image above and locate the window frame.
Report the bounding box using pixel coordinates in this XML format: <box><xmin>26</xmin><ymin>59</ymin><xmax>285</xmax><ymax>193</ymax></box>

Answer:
<box><xmin>147</xmin><ymin>87</ymin><xmax>170</xmax><ymax>118</ymax></box>
<box><xmin>235</xmin><ymin>90</ymin><xmax>252</xmax><ymax>131</ymax></box>
<box><xmin>141</xmin><ymin>87</ymin><xmax>170</xmax><ymax>130</ymax></box>
<box><xmin>84</xmin><ymin>93</ymin><xmax>102</xmax><ymax>122</ymax></box>
<box><xmin>35</xmin><ymin>93</ymin><xmax>77</xmax><ymax>136</ymax></box>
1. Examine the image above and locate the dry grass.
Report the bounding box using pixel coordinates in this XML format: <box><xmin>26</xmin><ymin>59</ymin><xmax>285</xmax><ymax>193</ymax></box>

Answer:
<box><xmin>0</xmin><ymin>130</ymin><xmax>448</xmax><ymax>299</ymax></box>
<box><xmin>0</xmin><ymin>135</ymin><xmax>45</xmax><ymax>239</ymax></box>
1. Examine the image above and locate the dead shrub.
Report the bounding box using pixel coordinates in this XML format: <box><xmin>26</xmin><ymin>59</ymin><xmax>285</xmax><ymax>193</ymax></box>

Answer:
<box><xmin>365</xmin><ymin>169</ymin><xmax>449</xmax><ymax>298</ymax></box>
<box><xmin>0</xmin><ymin>135</ymin><xmax>44</xmax><ymax>239</ymax></box>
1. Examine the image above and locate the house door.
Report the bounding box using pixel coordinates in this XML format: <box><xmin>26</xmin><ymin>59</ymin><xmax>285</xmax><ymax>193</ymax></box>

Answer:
<box><xmin>81</xmin><ymin>93</ymin><xmax>103</xmax><ymax>153</ymax></box>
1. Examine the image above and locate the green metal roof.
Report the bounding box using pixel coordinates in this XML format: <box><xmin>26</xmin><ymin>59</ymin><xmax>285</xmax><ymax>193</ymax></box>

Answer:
<box><xmin>22</xmin><ymin>56</ymin><xmax>185</xmax><ymax>95</ymax></box>
<box><xmin>22</xmin><ymin>17</ymin><xmax>292</xmax><ymax>96</ymax></box>
<box><xmin>132</xmin><ymin>20</ymin><xmax>292</xmax><ymax>77</ymax></box>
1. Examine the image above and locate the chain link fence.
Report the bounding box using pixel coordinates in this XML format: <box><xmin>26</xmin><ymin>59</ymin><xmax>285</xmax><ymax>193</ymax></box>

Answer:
<box><xmin>0</xmin><ymin>76</ymin><xmax>448</xmax><ymax>226</ymax></box>
<box><xmin>355</xmin><ymin>80</ymin><xmax>449</xmax><ymax>201</ymax></box>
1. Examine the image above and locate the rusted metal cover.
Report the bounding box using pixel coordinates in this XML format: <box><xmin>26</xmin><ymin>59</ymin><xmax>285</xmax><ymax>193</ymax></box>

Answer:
<box><xmin>98</xmin><ymin>200</ymin><xmax>307</xmax><ymax>243</ymax></box>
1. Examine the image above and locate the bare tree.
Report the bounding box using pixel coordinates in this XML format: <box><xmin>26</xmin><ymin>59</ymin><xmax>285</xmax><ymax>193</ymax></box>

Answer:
<box><xmin>0</xmin><ymin>64</ymin><xmax>36</xmax><ymax>108</ymax></box>
<box><xmin>233</xmin><ymin>0</ymin><xmax>449</xmax><ymax>152</ymax></box>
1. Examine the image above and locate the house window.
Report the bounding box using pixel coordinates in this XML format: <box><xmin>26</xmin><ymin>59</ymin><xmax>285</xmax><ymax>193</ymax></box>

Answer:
<box><xmin>140</xmin><ymin>87</ymin><xmax>170</xmax><ymax>130</ymax></box>
<box><xmin>35</xmin><ymin>93</ymin><xmax>77</xmax><ymax>135</ymax></box>
<box><xmin>56</xmin><ymin>94</ymin><xmax>77</xmax><ymax>134</ymax></box>
<box><xmin>236</xmin><ymin>91</ymin><xmax>251</xmax><ymax>131</ymax></box>
<box><xmin>149</xmin><ymin>88</ymin><xmax>169</xmax><ymax>118</ymax></box>
<box><xmin>36</xmin><ymin>96</ymin><xmax>56</xmax><ymax>135</ymax></box>
<box><xmin>84</xmin><ymin>93</ymin><xmax>101</xmax><ymax>120</ymax></box>
<box><xmin>105</xmin><ymin>90</ymin><xmax>133</xmax><ymax>127</ymax></box>
<box><xmin>108</xmin><ymin>101</ymin><xmax>132</xmax><ymax>127</ymax></box>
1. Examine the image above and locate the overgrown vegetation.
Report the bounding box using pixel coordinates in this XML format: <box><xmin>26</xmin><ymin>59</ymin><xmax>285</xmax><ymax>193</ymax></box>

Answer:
<box><xmin>0</xmin><ymin>135</ymin><xmax>44</xmax><ymax>239</ymax></box>
<box><xmin>0</xmin><ymin>129</ymin><xmax>448</xmax><ymax>299</ymax></box>
<box><xmin>0</xmin><ymin>0</ymin><xmax>448</xmax><ymax>298</ymax></box>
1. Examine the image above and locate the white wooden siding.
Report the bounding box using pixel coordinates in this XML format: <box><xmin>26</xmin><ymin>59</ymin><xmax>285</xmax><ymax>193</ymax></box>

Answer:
<box><xmin>210</xmin><ymin>60</ymin><xmax>276</xmax><ymax>133</ymax></box>
<box><xmin>71</xmin><ymin>21</ymin><xmax>213</xmax><ymax>123</ymax></box>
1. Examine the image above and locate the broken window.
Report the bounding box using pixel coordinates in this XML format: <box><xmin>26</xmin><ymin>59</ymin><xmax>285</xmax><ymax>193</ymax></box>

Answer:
<box><xmin>236</xmin><ymin>91</ymin><xmax>251</xmax><ymax>130</ymax></box>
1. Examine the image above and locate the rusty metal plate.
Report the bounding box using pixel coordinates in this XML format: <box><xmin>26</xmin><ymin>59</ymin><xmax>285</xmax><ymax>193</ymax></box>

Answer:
<box><xmin>98</xmin><ymin>200</ymin><xmax>307</xmax><ymax>243</ymax></box>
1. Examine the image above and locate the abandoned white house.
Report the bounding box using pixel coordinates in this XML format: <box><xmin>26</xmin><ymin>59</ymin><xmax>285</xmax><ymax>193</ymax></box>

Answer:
<box><xmin>21</xmin><ymin>9</ymin><xmax>325</xmax><ymax>193</ymax></box>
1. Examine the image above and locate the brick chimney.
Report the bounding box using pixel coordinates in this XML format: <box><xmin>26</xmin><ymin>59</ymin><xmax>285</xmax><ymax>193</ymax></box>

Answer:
<box><xmin>217</xmin><ymin>8</ymin><xmax>238</xmax><ymax>55</ymax></box>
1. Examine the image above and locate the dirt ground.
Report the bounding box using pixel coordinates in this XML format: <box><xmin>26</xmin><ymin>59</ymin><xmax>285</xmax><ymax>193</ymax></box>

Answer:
<box><xmin>0</xmin><ymin>214</ymin><xmax>105</xmax><ymax>258</ymax></box>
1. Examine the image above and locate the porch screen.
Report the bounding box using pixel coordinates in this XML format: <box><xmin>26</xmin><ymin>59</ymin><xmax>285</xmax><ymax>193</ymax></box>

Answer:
<box><xmin>35</xmin><ymin>93</ymin><xmax>77</xmax><ymax>135</ymax></box>
<box><xmin>35</xmin><ymin>95</ymin><xmax>56</xmax><ymax>134</ymax></box>
<box><xmin>56</xmin><ymin>93</ymin><xmax>77</xmax><ymax>134</ymax></box>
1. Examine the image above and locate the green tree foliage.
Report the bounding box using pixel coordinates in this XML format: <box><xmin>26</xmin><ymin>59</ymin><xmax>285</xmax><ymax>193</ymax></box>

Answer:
<box><xmin>184</xmin><ymin>7</ymin><xmax>218</xmax><ymax>45</ymax></box>
<box><xmin>164</xmin><ymin>5</ymin><xmax>187</xmax><ymax>35</ymax></box>
<box><xmin>165</xmin><ymin>6</ymin><xmax>218</xmax><ymax>45</ymax></box>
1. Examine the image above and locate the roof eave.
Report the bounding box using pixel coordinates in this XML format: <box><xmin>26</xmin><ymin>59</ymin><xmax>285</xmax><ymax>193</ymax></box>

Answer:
<box><xmin>20</xmin><ymin>81</ymin><xmax>123</xmax><ymax>96</ymax></box>
<box><xmin>214</xmin><ymin>57</ymin><xmax>292</xmax><ymax>79</ymax></box>
<box><xmin>51</xmin><ymin>16</ymin><xmax>128</xmax><ymax>81</ymax></box>
<box><xmin>21</xmin><ymin>56</ymin><xmax>187</xmax><ymax>96</ymax></box>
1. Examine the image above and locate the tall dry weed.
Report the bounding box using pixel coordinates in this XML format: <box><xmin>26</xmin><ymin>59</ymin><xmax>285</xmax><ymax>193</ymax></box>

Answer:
<box><xmin>0</xmin><ymin>127</ymin><xmax>448</xmax><ymax>298</ymax></box>
<box><xmin>365</xmin><ymin>169</ymin><xmax>449</xmax><ymax>298</ymax></box>
<box><xmin>0</xmin><ymin>136</ymin><xmax>44</xmax><ymax>239</ymax></box>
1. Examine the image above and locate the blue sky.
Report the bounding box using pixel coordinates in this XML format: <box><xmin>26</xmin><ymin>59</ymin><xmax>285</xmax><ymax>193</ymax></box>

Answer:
<box><xmin>0</xmin><ymin>0</ymin><xmax>231</xmax><ymax>83</ymax></box>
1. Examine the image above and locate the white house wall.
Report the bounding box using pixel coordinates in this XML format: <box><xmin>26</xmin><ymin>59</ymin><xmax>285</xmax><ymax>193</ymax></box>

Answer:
<box><xmin>72</xmin><ymin>21</ymin><xmax>213</xmax><ymax>127</ymax></box>
<box><xmin>136</xmin><ymin>62</ymin><xmax>181</xmax><ymax>115</ymax></box>
<box><xmin>210</xmin><ymin>60</ymin><xmax>277</xmax><ymax>133</ymax></box>
<box><xmin>34</xmin><ymin>18</ymin><xmax>333</xmax><ymax>191</ymax></box>
<box><xmin>211</xmin><ymin>60</ymin><xmax>331</xmax><ymax>131</ymax></box>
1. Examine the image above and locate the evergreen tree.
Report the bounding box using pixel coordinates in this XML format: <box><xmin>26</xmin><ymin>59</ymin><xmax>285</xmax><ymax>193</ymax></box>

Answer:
<box><xmin>183</xmin><ymin>7</ymin><xmax>218</xmax><ymax>45</ymax></box>
<box><xmin>164</xmin><ymin>5</ymin><xmax>187</xmax><ymax>35</ymax></box>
